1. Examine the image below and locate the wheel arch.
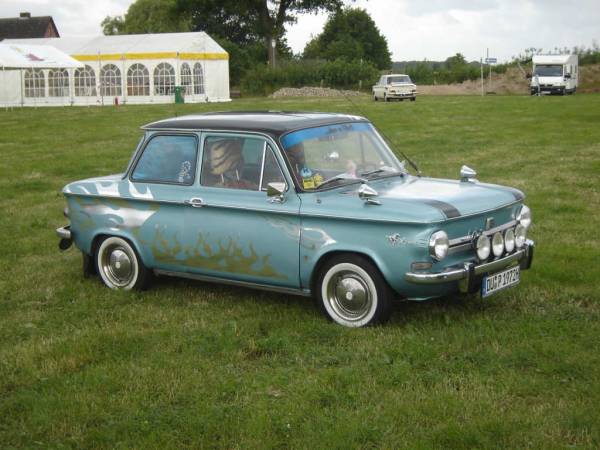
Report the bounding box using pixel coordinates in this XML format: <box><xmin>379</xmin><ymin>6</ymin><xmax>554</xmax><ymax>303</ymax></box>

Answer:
<box><xmin>90</xmin><ymin>230</ymin><xmax>149</xmax><ymax>267</ymax></box>
<box><xmin>309</xmin><ymin>249</ymin><xmax>392</xmax><ymax>295</ymax></box>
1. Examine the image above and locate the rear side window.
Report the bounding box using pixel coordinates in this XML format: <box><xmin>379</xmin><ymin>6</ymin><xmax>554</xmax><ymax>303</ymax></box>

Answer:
<box><xmin>131</xmin><ymin>135</ymin><xmax>198</xmax><ymax>185</ymax></box>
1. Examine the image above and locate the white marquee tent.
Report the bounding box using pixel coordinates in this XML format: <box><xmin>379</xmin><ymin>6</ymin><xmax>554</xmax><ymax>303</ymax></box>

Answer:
<box><xmin>0</xmin><ymin>43</ymin><xmax>83</xmax><ymax>107</ymax></box>
<box><xmin>1</xmin><ymin>32</ymin><xmax>230</xmax><ymax>107</ymax></box>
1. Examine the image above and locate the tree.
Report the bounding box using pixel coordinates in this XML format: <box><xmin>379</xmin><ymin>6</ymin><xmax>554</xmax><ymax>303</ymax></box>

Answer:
<box><xmin>175</xmin><ymin>0</ymin><xmax>346</xmax><ymax>66</ymax></box>
<box><xmin>302</xmin><ymin>8</ymin><xmax>391</xmax><ymax>70</ymax></box>
<box><xmin>102</xmin><ymin>0</ymin><xmax>190</xmax><ymax>36</ymax></box>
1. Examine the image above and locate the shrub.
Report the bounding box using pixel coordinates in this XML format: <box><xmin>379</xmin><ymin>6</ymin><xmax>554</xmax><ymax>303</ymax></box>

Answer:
<box><xmin>241</xmin><ymin>59</ymin><xmax>379</xmax><ymax>95</ymax></box>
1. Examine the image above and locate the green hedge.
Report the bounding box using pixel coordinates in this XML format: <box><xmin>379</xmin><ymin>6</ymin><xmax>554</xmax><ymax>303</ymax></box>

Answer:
<box><xmin>241</xmin><ymin>59</ymin><xmax>380</xmax><ymax>95</ymax></box>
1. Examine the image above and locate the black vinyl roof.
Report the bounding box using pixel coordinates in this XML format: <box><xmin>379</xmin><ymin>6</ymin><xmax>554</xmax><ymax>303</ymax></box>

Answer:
<box><xmin>142</xmin><ymin>111</ymin><xmax>368</xmax><ymax>138</ymax></box>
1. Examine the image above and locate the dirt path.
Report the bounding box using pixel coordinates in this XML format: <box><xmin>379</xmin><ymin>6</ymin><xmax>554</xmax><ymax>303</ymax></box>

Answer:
<box><xmin>418</xmin><ymin>64</ymin><xmax>600</xmax><ymax>95</ymax></box>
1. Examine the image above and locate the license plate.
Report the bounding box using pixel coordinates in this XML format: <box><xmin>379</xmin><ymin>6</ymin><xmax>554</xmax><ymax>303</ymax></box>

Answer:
<box><xmin>481</xmin><ymin>265</ymin><xmax>520</xmax><ymax>298</ymax></box>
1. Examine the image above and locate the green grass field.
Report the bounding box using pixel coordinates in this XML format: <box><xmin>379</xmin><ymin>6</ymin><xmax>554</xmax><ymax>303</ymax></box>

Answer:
<box><xmin>1</xmin><ymin>95</ymin><xmax>599</xmax><ymax>449</ymax></box>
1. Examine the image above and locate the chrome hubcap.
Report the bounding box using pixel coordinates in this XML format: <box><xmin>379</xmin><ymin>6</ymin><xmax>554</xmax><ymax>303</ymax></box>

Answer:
<box><xmin>101</xmin><ymin>245</ymin><xmax>134</xmax><ymax>287</ymax></box>
<box><xmin>326</xmin><ymin>270</ymin><xmax>372</xmax><ymax>321</ymax></box>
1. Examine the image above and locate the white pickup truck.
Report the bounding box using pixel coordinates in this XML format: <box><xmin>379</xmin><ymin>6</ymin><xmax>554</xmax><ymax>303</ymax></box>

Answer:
<box><xmin>373</xmin><ymin>74</ymin><xmax>417</xmax><ymax>102</ymax></box>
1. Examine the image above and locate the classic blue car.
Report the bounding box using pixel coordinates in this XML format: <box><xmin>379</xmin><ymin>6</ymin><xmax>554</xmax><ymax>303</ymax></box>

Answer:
<box><xmin>56</xmin><ymin>112</ymin><xmax>534</xmax><ymax>327</ymax></box>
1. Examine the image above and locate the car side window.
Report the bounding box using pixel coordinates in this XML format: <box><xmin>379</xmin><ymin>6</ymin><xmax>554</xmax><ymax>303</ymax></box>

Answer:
<box><xmin>131</xmin><ymin>134</ymin><xmax>198</xmax><ymax>185</ymax></box>
<box><xmin>260</xmin><ymin>145</ymin><xmax>286</xmax><ymax>191</ymax></box>
<box><xmin>201</xmin><ymin>135</ymin><xmax>263</xmax><ymax>190</ymax></box>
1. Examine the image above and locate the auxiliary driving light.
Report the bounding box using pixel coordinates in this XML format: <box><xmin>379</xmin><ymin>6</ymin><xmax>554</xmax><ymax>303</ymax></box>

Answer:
<box><xmin>492</xmin><ymin>232</ymin><xmax>504</xmax><ymax>257</ymax></box>
<box><xmin>515</xmin><ymin>224</ymin><xmax>527</xmax><ymax>249</ymax></box>
<box><xmin>476</xmin><ymin>234</ymin><xmax>491</xmax><ymax>260</ymax></box>
<box><xmin>504</xmin><ymin>228</ymin><xmax>516</xmax><ymax>253</ymax></box>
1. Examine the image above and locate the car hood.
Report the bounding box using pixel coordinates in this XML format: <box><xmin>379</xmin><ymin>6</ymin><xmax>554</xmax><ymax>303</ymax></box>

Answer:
<box><xmin>532</xmin><ymin>76</ymin><xmax>565</xmax><ymax>85</ymax></box>
<box><xmin>389</xmin><ymin>82</ymin><xmax>416</xmax><ymax>88</ymax></box>
<box><xmin>303</xmin><ymin>175</ymin><xmax>523</xmax><ymax>223</ymax></box>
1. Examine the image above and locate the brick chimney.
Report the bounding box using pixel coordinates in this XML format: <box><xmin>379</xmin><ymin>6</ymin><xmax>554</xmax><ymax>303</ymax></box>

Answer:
<box><xmin>20</xmin><ymin>12</ymin><xmax>31</xmax><ymax>19</ymax></box>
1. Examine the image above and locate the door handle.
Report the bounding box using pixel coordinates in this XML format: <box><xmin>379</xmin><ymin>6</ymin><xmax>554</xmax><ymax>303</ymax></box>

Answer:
<box><xmin>185</xmin><ymin>197</ymin><xmax>204</xmax><ymax>208</ymax></box>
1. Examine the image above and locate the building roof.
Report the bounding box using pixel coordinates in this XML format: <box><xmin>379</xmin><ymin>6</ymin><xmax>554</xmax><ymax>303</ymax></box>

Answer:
<box><xmin>532</xmin><ymin>54</ymin><xmax>577</xmax><ymax>64</ymax></box>
<box><xmin>0</xmin><ymin>14</ymin><xmax>59</xmax><ymax>40</ymax></box>
<box><xmin>142</xmin><ymin>112</ymin><xmax>368</xmax><ymax>137</ymax></box>
<box><xmin>3</xmin><ymin>32</ymin><xmax>227</xmax><ymax>59</ymax></box>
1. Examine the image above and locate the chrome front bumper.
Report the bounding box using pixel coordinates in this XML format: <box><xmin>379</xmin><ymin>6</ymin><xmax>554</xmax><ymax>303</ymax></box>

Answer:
<box><xmin>405</xmin><ymin>240</ymin><xmax>534</xmax><ymax>290</ymax></box>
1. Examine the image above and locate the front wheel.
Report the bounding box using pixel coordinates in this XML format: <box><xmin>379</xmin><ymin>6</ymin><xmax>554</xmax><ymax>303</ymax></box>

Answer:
<box><xmin>316</xmin><ymin>254</ymin><xmax>393</xmax><ymax>327</ymax></box>
<box><xmin>410</xmin><ymin>97</ymin><xmax>416</xmax><ymax>102</ymax></box>
<box><xmin>96</xmin><ymin>236</ymin><xmax>151</xmax><ymax>290</ymax></box>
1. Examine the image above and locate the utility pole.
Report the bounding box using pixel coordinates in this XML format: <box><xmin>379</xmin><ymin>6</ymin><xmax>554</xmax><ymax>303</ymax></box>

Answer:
<box><xmin>271</xmin><ymin>39</ymin><xmax>276</xmax><ymax>69</ymax></box>
<box><xmin>487</xmin><ymin>48</ymin><xmax>491</xmax><ymax>93</ymax></box>
<box><xmin>480</xmin><ymin>57</ymin><xmax>484</xmax><ymax>96</ymax></box>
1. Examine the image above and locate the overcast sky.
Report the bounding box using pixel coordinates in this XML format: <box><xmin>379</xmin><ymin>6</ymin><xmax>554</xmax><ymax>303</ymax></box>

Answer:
<box><xmin>2</xmin><ymin>0</ymin><xmax>599</xmax><ymax>62</ymax></box>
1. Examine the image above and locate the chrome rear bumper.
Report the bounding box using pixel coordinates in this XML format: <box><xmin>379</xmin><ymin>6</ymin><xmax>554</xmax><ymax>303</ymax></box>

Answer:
<box><xmin>405</xmin><ymin>240</ymin><xmax>534</xmax><ymax>289</ymax></box>
<box><xmin>56</xmin><ymin>225</ymin><xmax>72</xmax><ymax>250</ymax></box>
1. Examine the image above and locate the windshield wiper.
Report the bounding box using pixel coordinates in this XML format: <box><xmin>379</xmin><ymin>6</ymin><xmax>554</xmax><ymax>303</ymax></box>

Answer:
<box><xmin>315</xmin><ymin>173</ymin><xmax>366</xmax><ymax>191</ymax></box>
<box><xmin>359</xmin><ymin>166</ymin><xmax>401</xmax><ymax>178</ymax></box>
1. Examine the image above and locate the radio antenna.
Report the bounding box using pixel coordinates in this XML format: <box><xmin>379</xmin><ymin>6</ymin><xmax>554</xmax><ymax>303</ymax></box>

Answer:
<box><xmin>338</xmin><ymin>88</ymin><xmax>421</xmax><ymax>176</ymax></box>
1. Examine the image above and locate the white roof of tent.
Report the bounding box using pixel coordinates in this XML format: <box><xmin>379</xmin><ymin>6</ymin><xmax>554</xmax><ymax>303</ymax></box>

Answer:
<box><xmin>3</xmin><ymin>32</ymin><xmax>227</xmax><ymax>57</ymax></box>
<box><xmin>0</xmin><ymin>43</ymin><xmax>84</xmax><ymax>69</ymax></box>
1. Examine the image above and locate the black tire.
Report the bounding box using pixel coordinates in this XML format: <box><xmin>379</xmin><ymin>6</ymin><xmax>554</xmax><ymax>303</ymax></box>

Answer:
<box><xmin>96</xmin><ymin>236</ymin><xmax>151</xmax><ymax>290</ymax></box>
<box><xmin>82</xmin><ymin>251</ymin><xmax>96</xmax><ymax>278</ymax></box>
<box><xmin>410</xmin><ymin>97</ymin><xmax>416</xmax><ymax>102</ymax></box>
<box><xmin>373</xmin><ymin>92</ymin><xmax>378</xmax><ymax>101</ymax></box>
<box><xmin>316</xmin><ymin>254</ymin><xmax>393</xmax><ymax>327</ymax></box>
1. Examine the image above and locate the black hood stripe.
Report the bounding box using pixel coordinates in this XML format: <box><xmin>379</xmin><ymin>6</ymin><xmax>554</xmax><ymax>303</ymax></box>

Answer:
<box><xmin>421</xmin><ymin>199</ymin><xmax>461</xmax><ymax>218</ymax></box>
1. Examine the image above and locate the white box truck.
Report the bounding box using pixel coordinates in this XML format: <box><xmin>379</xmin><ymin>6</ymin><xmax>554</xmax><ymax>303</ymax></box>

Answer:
<box><xmin>529</xmin><ymin>54</ymin><xmax>578</xmax><ymax>95</ymax></box>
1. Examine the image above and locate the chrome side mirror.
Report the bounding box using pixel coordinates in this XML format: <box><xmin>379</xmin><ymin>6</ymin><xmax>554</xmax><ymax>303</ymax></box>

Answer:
<box><xmin>460</xmin><ymin>165</ymin><xmax>477</xmax><ymax>182</ymax></box>
<box><xmin>358</xmin><ymin>183</ymin><xmax>381</xmax><ymax>205</ymax></box>
<box><xmin>267</xmin><ymin>182</ymin><xmax>286</xmax><ymax>203</ymax></box>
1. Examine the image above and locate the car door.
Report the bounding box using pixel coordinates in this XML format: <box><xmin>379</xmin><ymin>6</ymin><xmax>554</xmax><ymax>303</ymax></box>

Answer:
<box><xmin>182</xmin><ymin>132</ymin><xmax>302</xmax><ymax>288</ymax></box>
<box><xmin>374</xmin><ymin>76</ymin><xmax>385</xmax><ymax>97</ymax></box>
<box><xmin>125</xmin><ymin>132</ymin><xmax>200</xmax><ymax>271</ymax></box>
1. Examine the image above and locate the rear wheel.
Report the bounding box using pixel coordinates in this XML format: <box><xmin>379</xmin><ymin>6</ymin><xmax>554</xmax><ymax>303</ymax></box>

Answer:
<box><xmin>96</xmin><ymin>236</ymin><xmax>151</xmax><ymax>290</ymax></box>
<box><xmin>316</xmin><ymin>254</ymin><xmax>393</xmax><ymax>327</ymax></box>
<box><xmin>410</xmin><ymin>97</ymin><xmax>416</xmax><ymax>102</ymax></box>
<box><xmin>373</xmin><ymin>92</ymin><xmax>378</xmax><ymax>101</ymax></box>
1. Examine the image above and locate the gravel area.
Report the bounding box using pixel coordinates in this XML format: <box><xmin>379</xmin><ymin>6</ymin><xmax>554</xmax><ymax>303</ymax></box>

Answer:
<box><xmin>269</xmin><ymin>87</ymin><xmax>362</xmax><ymax>98</ymax></box>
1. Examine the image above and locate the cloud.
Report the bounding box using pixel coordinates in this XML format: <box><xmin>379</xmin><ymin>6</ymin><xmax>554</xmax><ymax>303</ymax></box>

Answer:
<box><xmin>1</xmin><ymin>0</ymin><xmax>599</xmax><ymax>63</ymax></box>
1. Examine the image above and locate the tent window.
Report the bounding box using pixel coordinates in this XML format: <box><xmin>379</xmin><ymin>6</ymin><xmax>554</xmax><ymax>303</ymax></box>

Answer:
<box><xmin>100</xmin><ymin>64</ymin><xmax>122</xmax><ymax>97</ymax></box>
<box><xmin>193</xmin><ymin>63</ymin><xmax>204</xmax><ymax>95</ymax></box>
<box><xmin>24</xmin><ymin>69</ymin><xmax>45</xmax><ymax>98</ymax></box>
<box><xmin>154</xmin><ymin>62</ymin><xmax>175</xmax><ymax>95</ymax></box>
<box><xmin>74</xmin><ymin>65</ymin><xmax>97</xmax><ymax>96</ymax></box>
<box><xmin>127</xmin><ymin>63</ymin><xmax>150</xmax><ymax>96</ymax></box>
<box><xmin>181</xmin><ymin>63</ymin><xmax>192</xmax><ymax>94</ymax></box>
<box><xmin>48</xmin><ymin>69</ymin><xmax>69</xmax><ymax>97</ymax></box>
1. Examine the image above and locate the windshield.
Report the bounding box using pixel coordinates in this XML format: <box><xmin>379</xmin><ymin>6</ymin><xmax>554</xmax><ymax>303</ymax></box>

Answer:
<box><xmin>280</xmin><ymin>122</ymin><xmax>407</xmax><ymax>190</ymax></box>
<box><xmin>387</xmin><ymin>76</ymin><xmax>411</xmax><ymax>84</ymax></box>
<box><xmin>533</xmin><ymin>65</ymin><xmax>563</xmax><ymax>77</ymax></box>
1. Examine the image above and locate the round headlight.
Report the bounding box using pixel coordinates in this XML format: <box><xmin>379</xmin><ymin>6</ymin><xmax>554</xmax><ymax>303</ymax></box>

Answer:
<box><xmin>492</xmin><ymin>232</ymin><xmax>504</xmax><ymax>257</ymax></box>
<box><xmin>517</xmin><ymin>205</ymin><xmax>532</xmax><ymax>229</ymax></box>
<box><xmin>476</xmin><ymin>234</ymin><xmax>491</xmax><ymax>260</ymax></box>
<box><xmin>515</xmin><ymin>224</ymin><xmax>527</xmax><ymax>248</ymax></box>
<box><xmin>504</xmin><ymin>228</ymin><xmax>515</xmax><ymax>253</ymax></box>
<box><xmin>429</xmin><ymin>231</ymin><xmax>449</xmax><ymax>261</ymax></box>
